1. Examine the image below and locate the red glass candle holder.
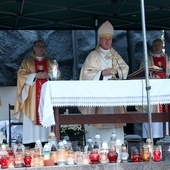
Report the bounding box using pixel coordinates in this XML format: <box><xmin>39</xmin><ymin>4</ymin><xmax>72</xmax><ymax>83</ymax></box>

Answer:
<box><xmin>24</xmin><ymin>155</ymin><xmax>32</xmax><ymax>167</ymax></box>
<box><xmin>153</xmin><ymin>148</ymin><xmax>161</xmax><ymax>162</ymax></box>
<box><xmin>89</xmin><ymin>149</ymin><xmax>100</xmax><ymax>164</ymax></box>
<box><xmin>107</xmin><ymin>149</ymin><xmax>118</xmax><ymax>163</ymax></box>
<box><xmin>132</xmin><ymin>153</ymin><xmax>140</xmax><ymax>162</ymax></box>
<box><xmin>1</xmin><ymin>156</ymin><xmax>9</xmax><ymax>169</ymax></box>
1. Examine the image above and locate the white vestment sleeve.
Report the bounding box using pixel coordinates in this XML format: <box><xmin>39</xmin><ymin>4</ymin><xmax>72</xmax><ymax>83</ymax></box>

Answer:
<box><xmin>25</xmin><ymin>73</ymin><xmax>36</xmax><ymax>86</ymax></box>
<box><xmin>92</xmin><ymin>71</ymin><xmax>102</xmax><ymax>80</ymax></box>
<box><xmin>18</xmin><ymin>73</ymin><xmax>36</xmax><ymax>104</ymax></box>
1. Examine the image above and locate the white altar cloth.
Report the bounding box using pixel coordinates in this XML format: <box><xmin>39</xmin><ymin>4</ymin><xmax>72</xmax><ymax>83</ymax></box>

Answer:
<box><xmin>39</xmin><ymin>79</ymin><xmax>170</xmax><ymax>127</ymax></box>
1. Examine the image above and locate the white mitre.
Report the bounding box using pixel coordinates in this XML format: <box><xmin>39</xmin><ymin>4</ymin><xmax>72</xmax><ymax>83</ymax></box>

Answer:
<box><xmin>98</xmin><ymin>20</ymin><xmax>114</xmax><ymax>37</ymax></box>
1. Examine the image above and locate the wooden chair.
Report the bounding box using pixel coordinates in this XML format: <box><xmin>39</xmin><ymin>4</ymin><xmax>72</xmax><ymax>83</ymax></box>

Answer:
<box><xmin>8</xmin><ymin>104</ymin><xmax>23</xmax><ymax>147</ymax></box>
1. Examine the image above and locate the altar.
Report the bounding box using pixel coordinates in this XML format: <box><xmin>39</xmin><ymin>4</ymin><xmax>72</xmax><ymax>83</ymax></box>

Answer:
<box><xmin>38</xmin><ymin>79</ymin><xmax>170</xmax><ymax>141</ymax></box>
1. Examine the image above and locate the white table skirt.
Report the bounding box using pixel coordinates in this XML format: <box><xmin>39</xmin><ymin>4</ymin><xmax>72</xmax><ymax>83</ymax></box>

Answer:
<box><xmin>39</xmin><ymin>79</ymin><xmax>170</xmax><ymax>127</ymax></box>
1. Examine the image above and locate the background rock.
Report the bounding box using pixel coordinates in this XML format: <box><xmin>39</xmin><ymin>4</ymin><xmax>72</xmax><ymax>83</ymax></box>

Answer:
<box><xmin>0</xmin><ymin>30</ymin><xmax>168</xmax><ymax>86</ymax></box>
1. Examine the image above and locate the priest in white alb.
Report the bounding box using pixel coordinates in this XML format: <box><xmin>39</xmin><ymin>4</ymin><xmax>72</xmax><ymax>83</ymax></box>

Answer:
<box><xmin>14</xmin><ymin>40</ymin><xmax>61</xmax><ymax>145</ymax></box>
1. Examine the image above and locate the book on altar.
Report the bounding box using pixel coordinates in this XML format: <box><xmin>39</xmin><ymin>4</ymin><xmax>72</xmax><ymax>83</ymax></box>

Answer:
<box><xmin>128</xmin><ymin>65</ymin><xmax>163</xmax><ymax>79</ymax></box>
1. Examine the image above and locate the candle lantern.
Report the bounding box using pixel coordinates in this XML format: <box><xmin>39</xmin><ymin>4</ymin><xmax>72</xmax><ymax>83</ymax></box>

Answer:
<box><xmin>8</xmin><ymin>155</ymin><xmax>14</xmax><ymax>168</ymax></box>
<box><xmin>39</xmin><ymin>155</ymin><xmax>44</xmax><ymax>166</ymax></box>
<box><xmin>142</xmin><ymin>145</ymin><xmax>151</xmax><ymax>162</ymax></box>
<box><xmin>65</xmin><ymin>150</ymin><xmax>75</xmax><ymax>165</ymax></box>
<box><xmin>6</xmin><ymin>148</ymin><xmax>14</xmax><ymax>156</ymax></box>
<box><xmin>94</xmin><ymin>133</ymin><xmax>102</xmax><ymax>151</ymax></box>
<box><xmin>57</xmin><ymin>140</ymin><xmax>66</xmax><ymax>166</ymax></box>
<box><xmin>50</xmin><ymin>150</ymin><xmax>57</xmax><ymax>165</ymax></box>
<box><xmin>13</xmin><ymin>138</ymin><xmax>25</xmax><ymax>168</ymax></box>
<box><xmin>43</xmin><ymin>143</ymin><xmax>51</xmax><ymax>160</ymax></box>
<box><xmin>101</xmin><ymin>141</ymin><xmax>109</xmax><ymax>150</ymax></box>
<box><xmin>89</xmin><ymin>149</ymin><xmax>100</xmax><ymax>164</ymax></box>
<box><xmin>34</xmin><ymin>139</ymin><xmax>43</xmax><ymax>155</ymax></box>
<box><xmin>115</xmin><ymin>139</ymin><xmax>122</xmax><ymax>163</ymax></box>
<box><xmin>14</xmin><ymin>152</ymin><xmax>24</xmax><ymax>167</ymax></box>
<box><xmin>24</xmin><ymin>150</ymin><xmax>32</xmax><ymax>167</ymax></box>
<box><xmin>6</xmin><ymin>147</ymin><xmax>14</xmax><ymax>168</ymax></box>
<box><xmin>51</xmin><ymin>59</ymin><xmax>59</xmax><ymax>80</ymax></box>
<box><xmin>158</xmin><ymin>135</ymin><xmax>170</xmax><ymax>161</ymax></box>
<box><xmin>73</xmin><ymin>145</ymin><xmax>81</xmax><ymax>164</ymax></box>
<box><xmin>107</xmin><ymin>148</ymin><xmax>118</xmax><ymax>163</ymax></box>
<box><xmin>124</xmin><ymin>134</ymin><xmax>142</xmax><ymax>161</ymax></box>
<box><xmin>48</xmin><ymin>132</ymin><xmax>57</xmax><ymax>151</ymax></box>
<box><xmin>82</xmin><ymin>152</ymin><xmax>90</xmax><ymax>165</ymax></box>
<box><xmin>146</xmin><ymin>138</ymin><xmax>153</xmax><ymax>159</ymax></box>
<box><xmin>84</xmin><ymin>137</ymin><xmax>93</xmax><ymax>152</ymax></box>
<box><xmin>48</xmin><ymin>132</ymin><xmax>58</xmax><ymax>165</ymax></box>
<box><xmin>0</xmin><ymin>144</ymin><xmax>9</xmax><ymax>168</ymax></box>
<box><xmin>29</xmin><ymin>148</ymin><xmax>35</xmax><ymax>166</ymax></box>
<box><xmin>43</xmin><ymin>143</ymin><xmax>55</xmax><ymax>166</ymax></box>
<box><xmin>93</xmin><ymin>142</ymin><xmax>99</xmax><ymax>151</ymax></box>
<box><xmin>75</xmin><ymin>152</ymin><xmax>83</xmax><ymax>165</ymax></box>
<box><xmin>121</xmin><ymin>144</ymin><xmax>129</xmax><ymax>162</ymax></box>
<box><xmin>1</xmin><ymin>155</ymin><xmax>9</xmax><ymax>169</ymax></box>
<box><xmin>108</xmin><ymin>132</ymin><xmax>117</xmax><ymax>149</ymax></box>
<box><xmin>100</xmin><ymin>141</ymin><xmax>109</xmax><ymax>163</ymax></box>
<box><xmin>33</xmin><ymin>148</ymin><xmax>40</xmax><ymax>166</ymax></box>
<box><xmin>99</xmin><ymin>149</ymin><xmax>108</xmax><ymax>163</ymax></box>
<box><xmin>153</xmin><ymin>146</ymin><xmax>161</xmax><ymax>162</ymax></box>
<box><xmin>132</xmin><ymin>148</ymin><xmax>140</xmax><ymax>162</ymax></box>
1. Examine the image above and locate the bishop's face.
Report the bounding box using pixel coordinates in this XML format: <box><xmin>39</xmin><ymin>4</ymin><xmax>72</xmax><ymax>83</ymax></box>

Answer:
<box><xmin>99</xmin><ymin>36</ymin><xmax>112</xmax><ymax>50</ymax></box>
<box><xmin>33</xmin><ymin>41</ymin><xmax>46</xmax><ymax>57</ymax></box>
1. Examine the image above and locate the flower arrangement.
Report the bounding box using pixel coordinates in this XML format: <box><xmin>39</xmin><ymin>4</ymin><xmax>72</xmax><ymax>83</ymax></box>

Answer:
<box><xmin>60</xmin><ymin>124</ymin><xmax>83</xmax><ymax>136</ymax></box>
<box><xmin>60</xmin><ymin>124</ymin><xmax>85</xmax><ymax>148</ymax></box>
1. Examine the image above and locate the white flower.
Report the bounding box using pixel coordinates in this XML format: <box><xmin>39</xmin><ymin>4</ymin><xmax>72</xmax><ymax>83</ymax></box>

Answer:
<box><xmin>60</xmin><ymin>124</ymin><xmax>83</xmax><ymax>135</ymax></box>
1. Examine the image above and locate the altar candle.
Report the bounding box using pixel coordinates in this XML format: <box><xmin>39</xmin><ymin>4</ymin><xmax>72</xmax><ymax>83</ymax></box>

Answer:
<box><xmin>82</xmin><ymin>152</ymin><xmax>89</xmax><ymax>165</ymax></box>
<box><xmin>102</xmin><ymin>142</ymin><xmax>109</xmax><ymax>150</ymax></box>
<box><xmin>8</xmin><ymin>156</ymin><xmax>14</xmax><ymax>168</ymax></box>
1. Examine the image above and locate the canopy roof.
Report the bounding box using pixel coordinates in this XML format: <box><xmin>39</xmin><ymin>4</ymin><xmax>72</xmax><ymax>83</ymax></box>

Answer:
<box><xmin>0</xmin><ymin>0</ymin><xmax>170</xmax><ymax>30</ymax></box>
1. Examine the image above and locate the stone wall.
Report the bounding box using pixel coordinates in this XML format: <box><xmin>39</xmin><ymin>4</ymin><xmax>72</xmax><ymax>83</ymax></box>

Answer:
<box><xmin>0</xmin><ymin>30</ymin><xmax>169</xmax><ymax>86</ymax></box>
